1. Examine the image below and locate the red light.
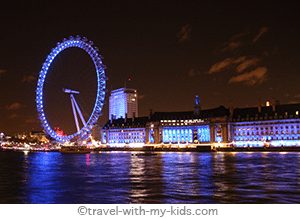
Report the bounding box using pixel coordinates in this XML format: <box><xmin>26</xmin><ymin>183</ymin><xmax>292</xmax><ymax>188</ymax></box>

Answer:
<box><xmin>55</xmin><ymin>127</ymin><xmax>66</xmax><ymax>136</ymax></box>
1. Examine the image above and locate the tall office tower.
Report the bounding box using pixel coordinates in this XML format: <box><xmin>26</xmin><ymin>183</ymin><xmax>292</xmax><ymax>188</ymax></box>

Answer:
<box><xmin>109</xmin><ymin>87</ymin><xmax>138</xmax><ymax>120</ymax></box>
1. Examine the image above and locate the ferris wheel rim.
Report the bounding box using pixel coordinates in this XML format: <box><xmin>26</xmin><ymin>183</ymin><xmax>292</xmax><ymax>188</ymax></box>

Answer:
<box><xmin>36</xmin><ymin>35</ymin><xmax>107</xmax><ymax>143</ymax></box>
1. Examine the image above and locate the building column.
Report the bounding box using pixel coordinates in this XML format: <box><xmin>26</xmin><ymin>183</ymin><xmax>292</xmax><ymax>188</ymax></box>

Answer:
<box><xmin>145</xmin><ymin>127</ymin><xmax>150</xmax><ymax>144</ymax></box>
<box><xmin>210</xmin><ymin>125</ymin><xmax>215</xmax><ymax>143</ymax></box>
<box><xmin>222</xmin><ymin>123</ymin><xmax>229</xmax><ymax>143</ymax></box>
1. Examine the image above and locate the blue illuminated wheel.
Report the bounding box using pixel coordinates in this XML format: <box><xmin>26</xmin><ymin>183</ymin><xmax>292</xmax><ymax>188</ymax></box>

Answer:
<box><xmin>36</xmin><ymin>36</ymin><xmax>107</xmax><ymax>143</ymax></box>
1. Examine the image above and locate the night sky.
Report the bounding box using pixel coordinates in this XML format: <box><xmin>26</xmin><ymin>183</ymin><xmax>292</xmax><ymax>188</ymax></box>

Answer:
<box><xmin>0</xmin><ymin>0</ymin><xmax>299</xmax><ymax>135</ymax></box>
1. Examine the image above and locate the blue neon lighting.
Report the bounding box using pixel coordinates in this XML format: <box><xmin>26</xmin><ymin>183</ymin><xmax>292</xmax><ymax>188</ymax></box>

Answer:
<box><xmin>162</xmin><ymin>127</ymin><xmax>210</xmax><ymax>143</ymax></box>
<box><xmin>149</xmin><ymin>129</ymin><xmax>154</xmax><ymax>143</ymax></box>
<box><xmin>232</xmin><ymin>120</ymin><xmax>300</xmax><ymax>147</ymax></box>
<box><xmin>107</xmin><ymin>129</ymin><xmax>146</xmax><ymax>144</ymax></box>
<box><xmin>197</xmin><ymin>125</ymin><xmax>210</xmax><ymax>142</ymax></box>
<box><xmin>36</xmin><ymin>35</ymin><xmax>107</xmax><ymax>143</ymax></box>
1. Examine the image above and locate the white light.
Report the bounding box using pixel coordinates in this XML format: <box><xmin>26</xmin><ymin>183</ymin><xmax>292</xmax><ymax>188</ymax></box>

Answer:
<box><xmin>128</xmin><ymin>143</ymin><xmax>144</xmax><ymax>148</ymax></box>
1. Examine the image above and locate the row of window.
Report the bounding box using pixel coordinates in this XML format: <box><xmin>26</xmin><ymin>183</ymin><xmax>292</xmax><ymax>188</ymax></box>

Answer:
<box><xmin>109</xmin><ymin>132</ymin><xmax>145</xmax><ymax>136</ymax></box>
<box><xmin>234</xmin><ymin>136</ymin><xmax>300</xmax><ymax>141</ymax></box>
<box><xmin>108</xmin><ymin>135</ymin><xmax>145</xmax><ymax>143</ymax></box>
<box><xmin>163</xmin><ymin>128</ymin><xmax>192</xmax><ymax>143</ymax></box>
<box><xmin>105</xmin><ymin>130</ymin><xmax>146</xmax><ymax>144</ymax></box>
<box><xmin>160</xmin><ymin>119</ymin><xmax>204</xmax><ymax>123</ymax></box>
<box><xmin>233</xmin><ymin>123</ymin><xmax>300</xmax><ymax>139</ymax></box>
<box><xmin>162</xmin><ymin>126</ymin><xmax>210</xmax><ymax>143</ymax></box>
<box><xmin>235</xmin><ymin>125</ymin><xmax>300</xmax><ymax>131</ymax></box>
<box><xmin>235</xmin><ymin>130</ymin><xmax>300</xmax><ymax>136</ymax></box>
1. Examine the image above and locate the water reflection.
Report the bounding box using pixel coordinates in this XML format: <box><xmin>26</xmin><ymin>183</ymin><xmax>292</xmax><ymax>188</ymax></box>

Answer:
<box><xmin>162</xmin><ymin>152</ymin><xmax>212</xmax><ymax>203</ymax></box>
<box><xmin>0</xmin><ymin>151</ymin><xmax>300</xmax><ymax>203</ymax></box>
<box><xmin>211</xmin><ymin>152</ymin><xmax>240</xmax><ymax>203</ymax></box>
<box><xmin>0</xmin><ymin>152</ymin><xmax>28</xmax><ymax>203</ymax></box>
<box><xmin>128</xmin><ymin>152</ymin><xmax>164</xmax><ymax>203</ymax></box>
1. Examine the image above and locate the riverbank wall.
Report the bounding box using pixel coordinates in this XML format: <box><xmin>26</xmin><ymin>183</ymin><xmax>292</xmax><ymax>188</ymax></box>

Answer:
<box><xmin>94</xmin><ymin>145</ymin><xmax>300</xmax><ymax>152</ymax></box>
<box><xmin>2</xmin><ymin>145</ymin><xmax>300</xmax><ymax>153</ymax></box>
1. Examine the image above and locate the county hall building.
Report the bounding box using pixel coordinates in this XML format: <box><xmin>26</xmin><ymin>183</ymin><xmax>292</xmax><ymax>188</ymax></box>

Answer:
<box><xmin>101</xmin><ymin>88</ymin><xmax>300</xmax><ymax>148</ymax></box>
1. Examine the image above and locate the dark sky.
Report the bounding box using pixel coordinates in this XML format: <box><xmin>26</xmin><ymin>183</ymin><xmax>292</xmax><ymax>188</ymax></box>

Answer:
<box><xmin>0</xmin><ymin>0</ymin><xmax>299</xmax><ymax>135</ymax></box>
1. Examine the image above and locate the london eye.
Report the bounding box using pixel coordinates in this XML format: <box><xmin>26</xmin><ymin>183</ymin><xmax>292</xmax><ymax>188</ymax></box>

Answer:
<box><xmin>36</xmin><ymin>36</ymin><xmax>107</xmax><ymax>143</ymax></box>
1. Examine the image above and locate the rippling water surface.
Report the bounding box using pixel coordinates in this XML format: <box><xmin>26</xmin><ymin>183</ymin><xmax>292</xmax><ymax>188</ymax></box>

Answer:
<box><xmin>0</xmin><ymin>151</ymin><xmax>300</xmax><ymax>204</ymax></box>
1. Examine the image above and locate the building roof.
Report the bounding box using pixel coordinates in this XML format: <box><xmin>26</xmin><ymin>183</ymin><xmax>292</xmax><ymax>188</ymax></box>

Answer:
<box><xmin>103</xmin><ymin>116</ymin><xmax>149</xmax><ymax>129</ymax></box>
<box><xmin>232</xmin><ymin>103</ymin><xmax>300</xmax><ymax>120</ymax></box>
<box><xmin>150</xmin><ymin>106</ymin><xmax>229</xmax><ymax>121</ymax></box>
<box><xmin>102</xmin><ymin>103</ymin><xmax>300</xmax><ymax>129</ymax></box>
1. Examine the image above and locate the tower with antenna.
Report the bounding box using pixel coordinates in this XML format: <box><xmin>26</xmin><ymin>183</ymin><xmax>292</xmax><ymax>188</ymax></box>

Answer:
<box><xmin>194</xmin><ymin>95</ymin><xmax>201</xmax><ymax>117</ymax></box>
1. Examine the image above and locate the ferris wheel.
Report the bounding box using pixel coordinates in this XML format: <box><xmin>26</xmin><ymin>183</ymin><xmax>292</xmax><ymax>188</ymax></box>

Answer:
<box><xmin>36</xmin><ymin>35</ymin><xmax>108</xmax><ymax>143</ymax></box>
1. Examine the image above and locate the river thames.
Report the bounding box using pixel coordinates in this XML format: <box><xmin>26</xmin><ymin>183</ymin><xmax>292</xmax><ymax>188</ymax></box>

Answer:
<box><xmin>0</xmin><ymin>151</ymin><xmax>300</xmax><ymax>204</ymax></box>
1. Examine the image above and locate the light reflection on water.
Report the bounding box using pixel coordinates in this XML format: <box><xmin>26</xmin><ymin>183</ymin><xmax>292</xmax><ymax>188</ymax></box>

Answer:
<box><xmin>0</xmin><ymin>151</ymin><xmax>300</xmax><ymax>204</ymax></box>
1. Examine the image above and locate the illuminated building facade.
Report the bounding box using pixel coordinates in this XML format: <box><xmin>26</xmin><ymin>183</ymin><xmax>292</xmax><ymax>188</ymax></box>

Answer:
<box><xmin>102</xmin><ymin>96</ymin><xmax>300</xmax><ymax>148</ymax></box>
<box><xmin>102</xmin><ymin>104</ymin><xmax>229</xmax><ymax>146</ymax></box>
<box><xmin>102</xmin><ymin>117</ymin><xmax>148</xmax><ymax>146</ymax></box>
<box><xmin>109</xmin><ymin>88</ymin><xmax>138</xmax><ymax>120</ymax></box>
<box><xmin>150</xmin><ymin>106</ymin><xmax>228</xmax><ymax>145</ymax></box>
<box><xmin>230</xmin><ymin>101</ymin><xmax>300</xmax><ymax>147</ymax></box>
